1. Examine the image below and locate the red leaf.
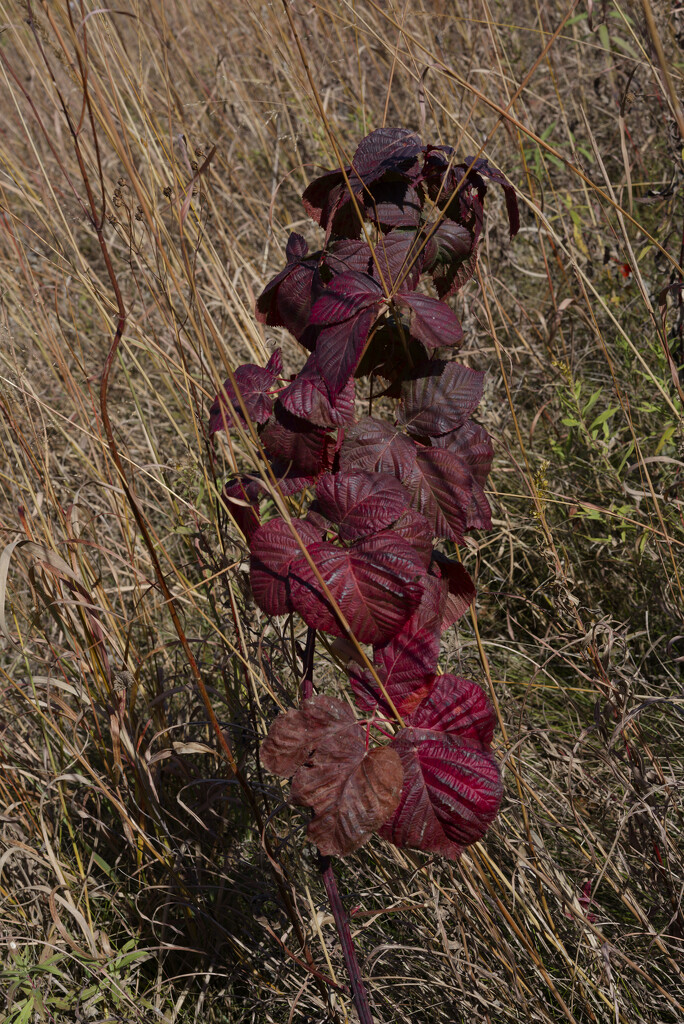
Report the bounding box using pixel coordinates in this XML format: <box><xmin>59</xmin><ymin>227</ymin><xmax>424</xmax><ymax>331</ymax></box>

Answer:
<box><xmin>410</xmin><ymin>447</ymin><xmax>472</xmax><ymax>543</ymax></box>
<box><xmin>363</xmin><ymin>181</ymin><xmax>423</xmax><ymax>229</ymax></box>
<box><xmin>279</xmin><ymin>356</ymin><xmax>356</xmax><ymax>428</ymax></box>
<box><xmin>260</xmin><ymin>403</ymin><xmax>334</xmax><ymax>476</ymax></box>
<box><xmin>249</xmin><ymin>518</ymin><xmax>322</xmax><ymax>616</ymax></box>
<box><xmin>315</xmin><ymin>470</ymin><xmax>411</xmax><ymax>541</ymax></box>
<box><xmin>340</xmin><ymin>417</ymin><xmax>419</xmax><ymax>482</ymax></box>
<box><xmin>396</xmin><ymin>291</ymin><xmax>464</xmax><ymax>350</ymax></box>
<box><xmin>405</xmin><ymin>675</ymin><xmax>496</xmax><ymax>744</ymax></box>
<box><xmin>262</xmin><ymin>695</ymin><xmax>403</xmax><ymax>857</ymax></box>
<box><xmin>399</xmin><ymin>361</ymin><xmax>484</xmax><ymax>438</ymax></box>
<box><xmin>289</xmin><ymin>533</ymin><xmax>426</xmax><ymax>645</ymax></box>
<box><xmin>432</xmin><ymin>421</ymin><xmax>494</xmax><ymax>530</ymax></box>
<box><xmin>349</xmin><ymin>574</ymin><xmax>444</xmax><ymax>716</ymax></box>
<box><xmin>387</xmin><ymin>507</ymin><xmax>434</xmax><ymax>565</ymax></box>
<box><xmin>380</xmin><ymin>727</ymin><xmax>502</xmax><ymax>858</ymax></box>
<box><xmin>209</xmin><ymin>352</ymin><xmax>282</xmax><ymax>434</ymax></box>
<box><xmin>431</xmin><ymin>553</ymin><xmax>476</xmax><ymax>629</ymax></box>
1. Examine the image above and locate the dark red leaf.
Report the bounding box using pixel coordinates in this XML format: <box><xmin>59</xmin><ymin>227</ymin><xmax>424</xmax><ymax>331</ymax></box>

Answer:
<box><xmin>432</xmin><ymin>422</ymin><xmax>493</xmax><ymax>530</ymax></box>
<box><xmin>373</xmin><ymin>575</ymin><xmax>444</xmax><ymax>702</ymax></box>
<box><xmin>260</xmin><ymin>403</ymin><xmax>333</xmax><ymax>476</ymax></box>
<box><xmin>340</xmin><ymin>417</ymin><xmax>419</xmax><ymax>482</ymax></box>
<box><xmin>406</xmin><ymin>675</ymin><xmax>496</xmax><ymax>745</ymax></box>
<box><xmin>286</xmin><ymin>232</ymin><xmax>309</xmax><ymax>261</ymax></box>
<box><xmin>351</xmin><ymin>127</ymin><xmax>423</xmax><ymax>181</ymax></box>
<box><xmin>396</xmin><ymin>292</ymin><xmax>464</xmax><ymax>350</ymax></box>
<box><xmin>256</xmin><ymin>248</ymin><xmax>322</xmax><ymax>340</ymax></box>
<box><xmin>399</xmin><ymin>361</ymin><xmax>484</xmax><ymax>437</ymax></box>
<box><xmin>279</xmin><ymin>356</ymin><xmax>356</xmax><ymax>428</ymax></box>
<box><xmin>380</xmin><ymin>727</ymin><xmax>502</xmax><ymax>858</ymax></box>
<box><xmin>327</xmin><ymin>230</ymin><xmax>422</xmax><ymax>291</ymax></box>
<box><xmin>363</xmin><ymin>181</ymin><xmax>422</xmax><ymax>229</ymax></box>
<box><xmin>262</xmin><ymin>694</ymin><xmax>403</xmax><ymax>857</ymax></box>
<box><xmin>410</xmin><ymin>447</ymin><xmax>472</xmax><ymax>542</ymax></box>
<box><xmin>315</xmin><ymin>470</ymin><xmax>411</xmax><ymax>541</ymax></box>
<box><xmin>431</xmin><ymin>553</ymin><xmax>476</xmax><ymax>629</ymax></box>
<box><xmin>249</xmin><ymin>518</ymin><xmax>323</xmax><ymax>616</ymax></box>
<box><xmin>314</xmin><ymin>304</ymin><xmax>381</xmax><ymax>397</ymax></box>
<box><xmin>209</xmin><ymin>352</ymin><xmax>282</xmax><ymax>434</ymax></box>
<box><xmin>309</xmin><ymin>271</ymin><xmax>383</xmax><ymax>327</ymax></box>
<box><xmin>465</xmin><ymin>156</ymin><xmax>520</xmax><ymax>237</ymax></box>
<box><xmin>423</xmin><ymin>220</ymin><xmax>478</xmax><ymax>298</ymax></box>
<box><xmin>288</xmin><ymin>532</ymin><xmax>426</xmax><ymax>645</ymax></box>
<box><xmin>221</xmin><ymin>477</ymin><xmax>261</xmax><ymax>540</ymax></box>
<box><xmin>302</xmin><ymin>168</ymin><xmax>362</xmax><ymax>240</ymax></box>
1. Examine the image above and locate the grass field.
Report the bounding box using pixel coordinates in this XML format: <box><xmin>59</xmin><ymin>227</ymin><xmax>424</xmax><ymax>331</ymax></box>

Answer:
<box><xmin>0</xmin><ymin>1</ymin><xmax>683</xmax><ymax>1021</ymax></box>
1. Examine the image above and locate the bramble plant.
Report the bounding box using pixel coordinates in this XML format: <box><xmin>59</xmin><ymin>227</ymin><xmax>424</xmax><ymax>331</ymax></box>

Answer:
<box><xmin>210</xmin><ymin>127</ymin><xmax>519</xmax><ymax>861</ymax></box>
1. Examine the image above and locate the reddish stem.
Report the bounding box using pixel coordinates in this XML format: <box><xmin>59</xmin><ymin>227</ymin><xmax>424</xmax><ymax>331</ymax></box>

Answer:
<box><xmin>301</xmin><ymin>627</ymin><xmax>375</xmax><ymax>1024</ymax></box>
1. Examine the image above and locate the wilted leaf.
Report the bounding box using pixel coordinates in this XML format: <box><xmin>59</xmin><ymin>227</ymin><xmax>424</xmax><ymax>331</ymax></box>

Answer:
<box><xmin>262</xmin><ymin>695</ymin><xmax>403</xmax><ymax>857</ymax></box>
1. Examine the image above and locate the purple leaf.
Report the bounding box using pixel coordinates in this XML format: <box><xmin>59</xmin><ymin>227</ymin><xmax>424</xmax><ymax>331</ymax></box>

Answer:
<box><xmin>396</xmin><ymin>292</ymin><xmax>464</xmax><ymax>350</ymax></box>
<box><xmin>288</xmin><ymin>532</ymin><xmax>427</xmax><ymax>645</ymax></box>
<box><xmin>327</xmin><ymin>230</ymin><xmax>422</xmax><ymax>291</ymax></box>
<box><xmin>380</xmin><ymin>727</ymin><xmax>502</xmax><ymax>858</ymax></box>
<box><xmin>249</xmin><ymin>518</ymin><xmax>323</xmax><ymax>616</ymax></box>
<box><xmin>423</xmin><ymin>220</ymin><xmax>477</xmax><ymax>298</ymax></box>
<box><xmin>209</xmin><ymin>352</ymin><xmax>282</xmax><ymax>434</ymax></box>
<box><xmin>279</xmin><ymin>355</ymin><xmax>356</xmax><ymax>428</ymax></box>
<box><xmin>399</xmin><ymin>361</ymin><xmax>485</xmax><ymax>437</ymax></box>
<box><xmin>314</xmin><ymin>305</ymin><xmax>381</xmax><ymax>397</ymax></box>
<box><xmin>309</xmin><ymin>271</ymin><xmax>384</xmax><ymax>327</ymax></box>
<box><xmin>406</xmin><ymin>675</ymin><xmax>496</xmax><ymax>745</ymax></box>
<box><xmin>260</xmin><ymin>403</ymin><xmax>333</xmax><ymax>477</ymax></box>
<box><xmin>315</xmin><ymin>470</ymin><xmax>411</xmax><ymax>541</ymax></box>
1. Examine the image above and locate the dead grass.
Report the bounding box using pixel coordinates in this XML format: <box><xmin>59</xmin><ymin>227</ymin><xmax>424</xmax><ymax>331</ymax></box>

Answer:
<box><xmin>0</xmin><ymin>0</ymin><xmax>682</xmax><ymax>1021</ymax></box>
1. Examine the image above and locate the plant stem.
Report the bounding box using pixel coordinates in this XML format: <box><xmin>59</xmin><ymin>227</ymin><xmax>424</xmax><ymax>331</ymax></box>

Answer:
<box><xmin>301</xmin><ymin>627</ymin><xmax>375</xmax><ymax>1024</ymax></box>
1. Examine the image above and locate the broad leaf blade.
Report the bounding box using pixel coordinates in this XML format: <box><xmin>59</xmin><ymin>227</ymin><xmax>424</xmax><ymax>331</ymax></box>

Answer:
<box><xmin>289</xmin><ymin>533</ymin><xmax>426</xmax><ymax>645</ymax></box>
<box><xmin>315</xmin><ymin>470</ymin><xmax>411</xmax><ymax>541</ymax></box>
<box><xmin>249</xmin><ymin>518</ymin><xmax>322</xmax><ymax>616</ymax></box>
<box><xmin>397</xmin><ymin>292</ymin><xmax>464</xmax><ymax>350</ymax></box>
<box><xmin>406</xmin><ymin>675</ymin><xmax>497</xmax><ymax>745</ymax></box>
<box><xmin>399</xmin><ymin>361</ymin><xmax>485</xmax><ymax>437</ymax></box>
<box><xmin>380</xmin><ymin>727</ymin><xmax>502</xmax><ymax>858</ymax></box>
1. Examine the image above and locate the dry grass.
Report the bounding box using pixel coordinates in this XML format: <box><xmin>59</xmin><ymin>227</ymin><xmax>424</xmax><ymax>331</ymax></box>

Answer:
<box><xmin>0</xmin><ymin>0</ymin><xmax>682</xmax><ymax>1021</ymax></box>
